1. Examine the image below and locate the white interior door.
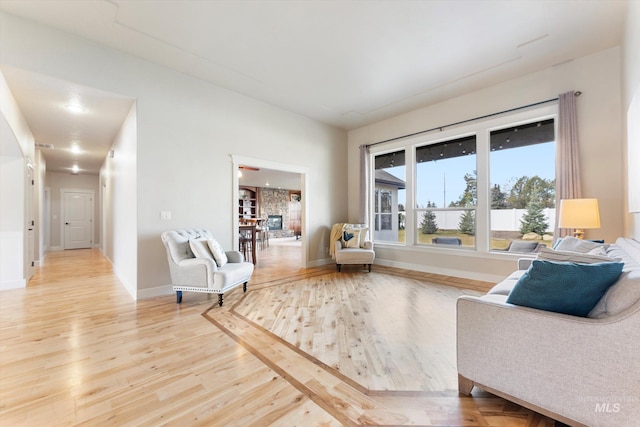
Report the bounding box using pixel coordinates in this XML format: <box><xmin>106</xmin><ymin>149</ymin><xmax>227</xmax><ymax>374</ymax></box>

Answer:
<box><xmin>63</xmin><ymin>191</ymin><xmax>93</xmax><ymax>249</ymax></box>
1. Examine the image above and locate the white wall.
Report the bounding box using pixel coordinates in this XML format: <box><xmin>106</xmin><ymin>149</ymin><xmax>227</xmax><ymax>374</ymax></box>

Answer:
<box><xmin>349</xmin><ymin>47</ymin><xmax>625</xmax><ymax>282</ymax></box>
<box><xmin>34</xmin><ymin>149</ymin><xmax>46</xmax><ymax>264</ymax></box>
<box><xmin>45</xmin><ymin>171</ymin><xmax>100</xmax><ymax>249</ymax></box>
<box><xmin>0</xmin><ymin>71</ymin><xmax>34</xmax><ymax>289</ymax></box>
<box><xmin>623</xmin><ymin>0</ymin><xmax>640</xmax><ymax>239</ymax></box>
<box><xmin>0</xmin><ymin>12</ymin><xmax>348</xmax><ymax>297</ymax></box>
<box><xmin>100</xmin><ymin>103</ymin><xmax>137</xmax><ymax>298</ymax></box>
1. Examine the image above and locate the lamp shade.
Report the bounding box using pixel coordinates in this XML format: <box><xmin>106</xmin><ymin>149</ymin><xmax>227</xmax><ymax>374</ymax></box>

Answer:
<box><xmin>558</xmin><ymin>198</ymin><xmax>601</xmax><ymax>229</ymax></box>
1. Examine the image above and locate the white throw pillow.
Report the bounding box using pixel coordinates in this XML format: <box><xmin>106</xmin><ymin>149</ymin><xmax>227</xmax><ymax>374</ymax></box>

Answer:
<box><xmin>537</xmin><ymin>247</ymin><xmax>619</xmax><ymax>264</ymax></box>
<box><xmin>189</xmin><ymin>238</ymin><xmax>213</xmax><ymax>259</ymax></box>
<box><xmin>554</xmin><ymin>236</ymin><xmax>604</xmax><ymax>254</ymax></box>
<box><xmin>207</xmin><ymin>239</ymin><xmax>228</xmax><ymax>267</ymax></box>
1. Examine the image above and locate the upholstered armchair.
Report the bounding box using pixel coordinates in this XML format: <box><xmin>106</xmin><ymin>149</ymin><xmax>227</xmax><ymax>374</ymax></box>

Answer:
<box><xmin>161</xmin><ymin>229</ymin><xmax>254</xmax><ymax>305</ymax></box>
<box><xmin>331</xmin><ymin>223</ymin><xmax>375</xmax><ymax>272</ymax></box>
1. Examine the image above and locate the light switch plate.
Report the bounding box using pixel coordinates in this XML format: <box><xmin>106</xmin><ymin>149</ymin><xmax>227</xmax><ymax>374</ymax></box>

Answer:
<box><xmin>160</xmin><ymin>211</ymin><xmax>172</xmax><ymax>220</ymax></box>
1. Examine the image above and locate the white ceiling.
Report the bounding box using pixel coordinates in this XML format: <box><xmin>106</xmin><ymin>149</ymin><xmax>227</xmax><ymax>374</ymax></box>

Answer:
<box><xmin>0</xmin><ymin>0</ymin><xmax>628</xmax><ymax>176</ymax></box>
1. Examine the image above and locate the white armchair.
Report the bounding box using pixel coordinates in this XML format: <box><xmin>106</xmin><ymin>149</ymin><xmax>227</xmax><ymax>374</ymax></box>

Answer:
<box><xmin>161</xmin><ymin>229</ymin><xmax>254</xmax><ymax>305</ymax></box>
<box><xmin>331</xmin><ymin>223</ymin><xmax>375</xmax><ymax>272</ymax></box>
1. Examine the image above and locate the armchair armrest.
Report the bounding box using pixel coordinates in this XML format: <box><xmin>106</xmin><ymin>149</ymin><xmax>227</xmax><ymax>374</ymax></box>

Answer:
<box><xmin>362</xmin><ymin>240</ymin><xmax>374</xmax><ymax>250</ymax></box>
<box><xmin>335</xmin><ymin>240</ymin><xmax>343</xmax><ymax>251</ymax></box>
<box><xmin>178</xmin><ymin>257</ymin><xmax>218</xmax><ymax>271</ymax></box>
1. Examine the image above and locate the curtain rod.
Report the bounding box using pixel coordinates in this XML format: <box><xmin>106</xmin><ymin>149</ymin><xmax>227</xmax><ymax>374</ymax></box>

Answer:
<box><xmin>363</xmin><ymin>91</ymin><xmax>582</xmax><ymax>148</ymax></box>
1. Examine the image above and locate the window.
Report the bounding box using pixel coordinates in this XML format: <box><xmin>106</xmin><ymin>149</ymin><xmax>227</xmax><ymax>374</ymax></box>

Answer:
<box><xmin>369</xmin><ymin>105</ymin><xmax>556</xmax><ymax>254</ymax></box>
<box><xmin>415</xmin><ymin>136</ymin><xmax>477</xmax><ymax>248</ymax></box>
<box><xmin>490</xmin><ymin>119</ymin><xmax>556</xmax><ymax>251</ymax></box>
<box><xmin>373</xmin><ymin>150</ymin><xmax>406</xmax><ymax>243</ymax></box>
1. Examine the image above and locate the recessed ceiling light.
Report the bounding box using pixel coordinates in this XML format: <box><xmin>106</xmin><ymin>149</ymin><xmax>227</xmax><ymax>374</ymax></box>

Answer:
<box><xmin>65</xmin><ymin>103</ymin><xmax>86</xmax><ymax>114</ymax></box>
<box><xmin>70</xmin><ymin>144</ymin><xmax>81</xmax><ymax>154</ymax></box>
<box><xmin>71</xmin><ymin>164</ymin><xmax>79</xmax><ymax>174</ymax></box>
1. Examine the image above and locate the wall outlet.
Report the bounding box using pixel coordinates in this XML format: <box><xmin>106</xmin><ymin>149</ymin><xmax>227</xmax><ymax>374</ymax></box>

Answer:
<box><xmin>160</xmin><ymin>211</ymin><xmax>172</xmax><ymax>220</ymax></box>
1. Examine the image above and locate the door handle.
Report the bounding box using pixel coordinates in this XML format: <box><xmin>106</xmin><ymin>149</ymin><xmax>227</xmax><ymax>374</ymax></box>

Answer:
<box><xmin>65</xmin><ymin>222</ymin><xmax>69</xmax><ymax>225</ymax></box>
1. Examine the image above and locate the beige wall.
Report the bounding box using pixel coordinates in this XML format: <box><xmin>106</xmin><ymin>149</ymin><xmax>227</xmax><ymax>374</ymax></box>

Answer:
<box><xmin>1</xmin><ymin>11</ymin><xmax>348</xmax><ymax>298</ymax></box>
<box><xmin>623</xmin><ymin>0</ymin><xmax>640</xmax><ymax>239</ymax></box>
<box><xmin>45</xmin><ymin>171</ymin><xmax>100</xmax><ymax>249</ymax></box>
<box><xmin>348</xmin><ymin>47</ymin><xmax>625</xmax><ymax>282</ymax></box>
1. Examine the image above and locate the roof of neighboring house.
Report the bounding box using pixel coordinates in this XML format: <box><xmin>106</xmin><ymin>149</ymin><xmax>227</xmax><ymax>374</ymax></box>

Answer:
<box><xmin>375</xmin><ymin>169</ymin><xmax>406</xmax><ymax>189</ymax></box>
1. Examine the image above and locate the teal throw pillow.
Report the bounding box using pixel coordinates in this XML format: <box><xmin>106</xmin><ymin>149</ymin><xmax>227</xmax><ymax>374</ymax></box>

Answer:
<box><xmin>506</xmin><ymin>260</ymin><xmax>623</xmax><ymax>317</ymax></box>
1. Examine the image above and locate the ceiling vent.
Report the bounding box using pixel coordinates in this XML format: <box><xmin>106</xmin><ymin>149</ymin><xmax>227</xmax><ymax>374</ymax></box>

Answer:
<box><xmin>35</xmin><ymin>143</ymin><xmax>54</xmax><ymax>149</ymax></box>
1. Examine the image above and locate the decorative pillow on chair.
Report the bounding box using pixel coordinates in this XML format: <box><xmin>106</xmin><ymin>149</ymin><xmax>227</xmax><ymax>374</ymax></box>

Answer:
<box><xmin>207</xmin><ymin>239</ymin><xmax>228</xmax><ymax>267</ymax></box>
<box><xmin>189</xmin><ymin>239</ymin><xmax>213</xmax><ymax>259</ymax></box>
<box><xmin>342</xmin><ymin>228</ymin><xmax>361</xmax><ymax>248</ymax></box>
<box><xmin>356</xmin><ymin>227</ymin><xmax>369</xmax><ymax>248</ymax></box>
<box><xmin>506</xmin><ymin>260</ymin><xmax>623</xmax><ymax>317</ymax></box>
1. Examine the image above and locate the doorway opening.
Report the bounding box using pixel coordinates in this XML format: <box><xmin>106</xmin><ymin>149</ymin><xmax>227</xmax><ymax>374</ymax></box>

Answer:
<box><xmin>232</xmin><ymin>155</ymin><xmax>308</xmax><ymax>268</ymax></box>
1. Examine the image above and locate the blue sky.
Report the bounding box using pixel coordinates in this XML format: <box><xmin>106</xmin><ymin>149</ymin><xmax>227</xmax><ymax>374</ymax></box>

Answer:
<box><xmin>386</xmin><ymin>142</ymin><xmax>555</xmax><ymax>208</ymax></box>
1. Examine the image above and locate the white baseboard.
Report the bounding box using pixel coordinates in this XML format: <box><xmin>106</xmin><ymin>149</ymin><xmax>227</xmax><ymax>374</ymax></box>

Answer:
<box><xmin>137</xmin><ymin>285</ymin><xmax>174</xmax><ymax>300</ymax></box>
<box><xmin>306</xmin><ymin>258</ymin><xmax>334</xmax><ymax>268</ymax></box>
<box><xmin>374</xmin><ymin>258</ymin><xmax>504</xmax><ymax>283</ymax></box>
<box><xmin>49</xmin><ymin>246</ymin><xmax>62</xmax><ymax>251</ymax></box>
<box><xmin>1</xmin><ymin>279</ymin><xmax>26</xmax><ymax>290</ymax></box>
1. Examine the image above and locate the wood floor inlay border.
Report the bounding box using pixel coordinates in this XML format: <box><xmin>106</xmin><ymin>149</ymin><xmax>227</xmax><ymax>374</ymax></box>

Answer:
<box><xmin>204</xmin><ymin>271</ymin><xmax>484</xmax><ymax>397</ymax></box>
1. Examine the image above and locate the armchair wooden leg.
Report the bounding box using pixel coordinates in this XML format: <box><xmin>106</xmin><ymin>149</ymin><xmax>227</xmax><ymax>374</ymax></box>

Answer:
<box><xmin>243</xmin><ymin>282</ymin><xmax>248</xmax><ymax>292</ymax></box>
<box><xmin>176</xmin><ymin>291</ymin><xmax>183</xmax><ymax>304</ymax></box>
<box><xmin>218</xmin><ymin>294</ymin><xmax>224</xmax><ymax>307</ymax></box>
<box><xmin>337</xmin><ymin>264</ymin><xmax>342</xmax><ymax>272</ymax></box>
<box><xmin>368</xmin><ymin>264</ymin><xmax>372</xmax><ymax>272</ymax></box>
<box><xmin>458</xmin><ymin>374</ymin><xmax>474</xmax><ymax>395</ymax></box>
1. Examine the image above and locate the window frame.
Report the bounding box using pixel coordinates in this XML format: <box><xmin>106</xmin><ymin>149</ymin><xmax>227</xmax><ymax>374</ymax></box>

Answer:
<box><xmin>368</xmin><ymin>104</ymin><xmax>557</xmax><ymax>255</ymax></box>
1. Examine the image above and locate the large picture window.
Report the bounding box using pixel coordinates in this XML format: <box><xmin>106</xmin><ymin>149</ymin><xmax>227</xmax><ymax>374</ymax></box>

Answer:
<box><xmin>490</xmin><ymin>119</ymin><xmax>556</xmax><ymax>251</ymax></box>
<box><xmin>369</xmin><ymin>106</ymin><xmax>556</xmax><ymax>254</ymax></box>
<box><xmin>415</xmin><ymin>135</ymin><xmax>477</xmax><ymax>248</ymax></box>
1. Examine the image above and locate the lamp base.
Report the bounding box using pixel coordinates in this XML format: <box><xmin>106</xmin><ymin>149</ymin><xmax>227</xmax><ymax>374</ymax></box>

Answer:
<box><xmin>573</xmin><ymin>229</ymin><xmax>585</xmax><ymax>239</ymax></box>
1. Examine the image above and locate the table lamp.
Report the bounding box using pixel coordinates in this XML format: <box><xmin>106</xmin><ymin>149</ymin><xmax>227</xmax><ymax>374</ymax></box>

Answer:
<box><xmin>558</xmin><ymin>198</ymin><xmax>601</xmax><ymax>239</ymax></box>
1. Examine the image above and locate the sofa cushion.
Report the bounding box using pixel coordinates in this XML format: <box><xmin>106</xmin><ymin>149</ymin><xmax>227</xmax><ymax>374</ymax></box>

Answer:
<box><xmin>506</xmin><ymin>260</ymin><xmax>623</xmax><ymax>317</ymax></box>
<box><xmin>488</xmin><ymin>270</ymin><xmax>526</xmax><ymax>296</ymax></box>
<box><xmin>587</xmin><ymin>238</ymin><xmax>640</xmax><ymax>318</ymax></box>
<box><xmin>537</xmin><ymin>247</ymin><xmax>619</xmax><ymax>264</ymax></box>
<box><xmin>207</xmin><ymin>239</ymin><xmax>228</xmax><ymax>267</ymax></box>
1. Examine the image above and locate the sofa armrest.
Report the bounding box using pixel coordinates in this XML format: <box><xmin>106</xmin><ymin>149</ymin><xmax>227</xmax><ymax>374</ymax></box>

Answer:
<box><xmin>362</xmin><ymin>240</ymin><xmax>374</xmax><ymax>250</ymax></box>
<box><xmin>457</xmin><ymin>295</ymin><xmax>640</xmax><ymax>426</ymax></box>
<box><xmin>335</xmin><ymin>240</ymin><xmax>343</xmax><ymax>251</ymax></box>
<box><xmin>517</xmin><ymin>258</ymin><xmax>533</xmax><ymax>270</ymax></box>
<box><xmin>225</xmin><ymin>250</ymin><xmax>244</xmax><ymax>263</ymax></box>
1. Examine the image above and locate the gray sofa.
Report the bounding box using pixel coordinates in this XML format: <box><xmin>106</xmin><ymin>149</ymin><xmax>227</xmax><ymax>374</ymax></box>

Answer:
<box><xmin>161</xmin><ymin>229</ymin><xmax>254</xmax><ymax>305</ymax></box>
<box><xmin>457</xmin><ymin>237</ymin><xmax>640</xmax><ymax>427</ymax></box>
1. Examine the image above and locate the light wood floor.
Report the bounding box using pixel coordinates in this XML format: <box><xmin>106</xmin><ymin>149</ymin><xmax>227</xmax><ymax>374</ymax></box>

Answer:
<box><xmin>0</xmin><ymin>243</ymin><xmax>559</xmax><ymax>426</ymax></box>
